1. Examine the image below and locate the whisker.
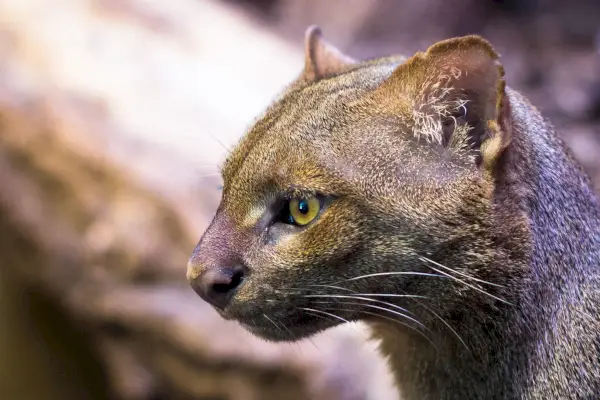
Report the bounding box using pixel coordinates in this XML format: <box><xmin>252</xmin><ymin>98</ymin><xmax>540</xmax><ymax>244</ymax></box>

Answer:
<box><xmin>417</xmin><ymin>260</ymin><xmax>512</xmax><ymax>305</ymax></box>
<box><xmin>205</xmin><ymin>132</ymin><xmax>232</xmax><ymax>154</ymax></box>
<box><xmin>302</xmin><ymin>309</ymin><xmax>335</xmax><ymax>323</ymax></box>
<box><xmin>300</xmin><ymin>307</ymin><xmax>352</xmax><ymax>325</ymax></box>
<box><xmin>418</xmin><ymin>255</ymin><xmax>505</xmax><ymax>288</ymax></box>
<box><xmin>411</xmin><ymin>299</ymin><xmax>470</xmax><ymax>352</ymax></box>
<box><xmin>304</xmin><ymin>294</ymin><xmax>417</xmax><ymax>316</ymax></box>
<box><xmin>275</xmin><ymin>315</ymin><xmax>320</xmax><ymax>351</ymax></box>
<box><xmin>302</xmin><ymin>308</ymin><xmax>368</xmax><ymax>341</ymax></box>
<box><xmin>275</xmin><ymin>317</ymin><xmax>297</xmax><ymax>341</ymax></box>
<box><xmin>339</xmin><ymin>293</ymin><xmax>429</xmax><ymax>299</ymax></box>
<box><xmin>262</xmin><ymin>314</ymin><xmax>283</xmax><ymax>332</ymax></box>
<box><xmin>311</xmin><ymin>300</ymin><xmax>428</xmax><ymax>330</ymax></box>
<box><xmin>335</xmin><ymin>271</ymin><xmax>448</xmax><ymax>284</ymax></box>
<box><xmin>316</xmin><ymin>304</ymin><xmax>436</xmax><ymax>351</ymax></box>
<box><xmin>263</xmin><ymin>312</ymin><xmax>308</xmax><ymax>352</ymax></box>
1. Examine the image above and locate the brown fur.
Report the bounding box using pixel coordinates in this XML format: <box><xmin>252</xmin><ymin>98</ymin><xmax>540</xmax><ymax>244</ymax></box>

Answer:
<box><xmin>188</xmin><ymin>28</ymin><xmax>600</xmax><ymax>399</ymax></box>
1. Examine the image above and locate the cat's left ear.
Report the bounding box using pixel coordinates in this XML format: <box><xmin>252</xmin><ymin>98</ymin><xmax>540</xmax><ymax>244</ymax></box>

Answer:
<box><xmin>301</xmin><ymin>26</ymin><xmax>356</xmax><ymax>82</ymax></box>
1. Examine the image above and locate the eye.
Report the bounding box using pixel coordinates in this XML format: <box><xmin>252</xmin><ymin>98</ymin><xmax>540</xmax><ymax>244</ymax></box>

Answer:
<box><xmin>281</xmin><ymin>196</ymin><xmax>322</xmax><ymax>226</ymax></box>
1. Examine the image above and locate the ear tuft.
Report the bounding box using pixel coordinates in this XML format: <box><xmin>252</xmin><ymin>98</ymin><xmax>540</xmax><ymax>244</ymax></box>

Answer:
<box><xmin>302</xmin><ymin>25</ymin><xmax>356</xmax><ymax>82</ymax></box>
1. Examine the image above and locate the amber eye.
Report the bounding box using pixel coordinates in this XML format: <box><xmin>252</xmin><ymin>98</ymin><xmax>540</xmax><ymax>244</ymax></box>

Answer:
<box><xmin>287</xmin><ymin>197</ymin><xmax>321</xmax><ymax>226</ymax></box>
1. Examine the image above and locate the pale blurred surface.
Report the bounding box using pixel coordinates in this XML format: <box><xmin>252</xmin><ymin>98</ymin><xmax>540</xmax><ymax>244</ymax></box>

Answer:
<box><xmin>0</xmin><ymin>0</ymin><xmax>598</xmax><ymax>399</ymax></box>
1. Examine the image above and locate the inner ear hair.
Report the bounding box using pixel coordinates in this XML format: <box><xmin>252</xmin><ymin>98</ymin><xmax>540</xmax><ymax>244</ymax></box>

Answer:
<box><xmin>375</xmin><ymin>35</ymin><xmax>512</xmax><ymax>171</ymax></box>
<box><xmin>440</xmin><ymin>90</ymin><xmax>495</xmax><ymax>164</ymax></box>
<box><xmin>443</xmin><ymin>85</ymin><xmax>512</xmax><ymax>170</ymax></box>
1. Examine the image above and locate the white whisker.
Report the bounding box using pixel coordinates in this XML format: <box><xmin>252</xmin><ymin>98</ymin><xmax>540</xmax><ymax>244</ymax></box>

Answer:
<box><xmin>312</xmin><ymin>300</ymin><xmax>428</xmax><ymax>330</ymax></box>
<box><xmin>337</xmin><ymin>271</ymin><xmax>448</xmax><ymax>284</ymax></box>
<box><xmin>418</xmin><ymin>255</ymin><xmax>505</xmax><ymax>288</ymax></box>
<box><xmin>263</xmin><ymin>312</ymin><xmax>307</xmax><ymax>352</ymax></box>
<box><xmin>343</xmin><ymin>293</ymin><xmax>429</xmax><ymax>299</ymax></box>
<box><xmin>418</xmin><ymin>259</ymin><xmax>512</xmax><ymax>305</ymax></box>
<box><xmin>262</xmin><ymin>313</ymin><xmax>283</xmax><ymax>333</ymax></box>
<box><xmin>303</xmin><ymin>308</ymin><xmax>368</xmax><ymax>340</ymax></box>
<box><xmin>204</xmin><ymin>131</ymin><xmax>232</xmax><ymax>154</ymax></box>
<box><xmin>355</xmin><ymin>309</ymin><xmax>438</xmax><ymax>351</ymax></box>
<box><xmin>412</xmin><ymin>299</ymin><xmax>470</xmax><ymax>352</ymax></box>
<box><xmin>302</xmin><ymin>309</ymin><xmax>335</xmax><ymax>322</ymax></box>
<box><xmin>304</xmin><ymin>294</ymin><xmax>416</xmax><ymax>316</ymax></box>
<box><xmin>300</xmin><ymin>307</ymin><xmax>352</xmax><ymax>325</ymax></box>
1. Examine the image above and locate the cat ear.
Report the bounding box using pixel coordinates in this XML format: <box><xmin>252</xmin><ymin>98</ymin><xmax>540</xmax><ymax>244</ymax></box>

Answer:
<box><xmin>374</xmin><ymin>35</ymin><xmax>511</xmax><ymax>171</ymax></box>
<box><xmin>301</xmin><ymin>26</ymin><xmax>356</xmax><ymax>82</ymax></box>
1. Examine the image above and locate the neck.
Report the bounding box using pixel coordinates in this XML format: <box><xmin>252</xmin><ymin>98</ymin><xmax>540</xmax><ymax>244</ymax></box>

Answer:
<box><xmin>369</xmin><ymin>294</ymin><xmax>533</xmax><ymax>400</ymax></box>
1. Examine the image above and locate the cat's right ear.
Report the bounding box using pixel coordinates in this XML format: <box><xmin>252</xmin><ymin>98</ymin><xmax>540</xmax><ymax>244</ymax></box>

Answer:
<box><xmin>301</xmin><ymin>26</ymin><xmax>356</xmax><ymax>82</ymax></box>
<box><xmin>372</xmin><ymin>35</ymin><xmax>512</xmax><ymax>173</ymax></box>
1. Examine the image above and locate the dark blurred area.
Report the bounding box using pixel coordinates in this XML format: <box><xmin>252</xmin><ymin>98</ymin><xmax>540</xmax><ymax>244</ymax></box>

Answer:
<box><xmin>0</xmin><ymin>1</ymin><xmax>598</xmax><ymax>399</ymax></box>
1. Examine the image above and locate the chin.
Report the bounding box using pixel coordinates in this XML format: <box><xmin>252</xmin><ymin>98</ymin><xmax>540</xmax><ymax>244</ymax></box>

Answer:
<box><xmin>236</xmin><ymin>312</ymin><xmax>340</xmax><ymax>342</ymax></box>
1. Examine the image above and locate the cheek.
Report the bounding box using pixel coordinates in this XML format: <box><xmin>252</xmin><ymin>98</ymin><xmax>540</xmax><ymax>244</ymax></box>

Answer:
<box><xmin>239</xmin><ymin>202</ymin><xmax>368</xmax><ymax>293</ymax></box>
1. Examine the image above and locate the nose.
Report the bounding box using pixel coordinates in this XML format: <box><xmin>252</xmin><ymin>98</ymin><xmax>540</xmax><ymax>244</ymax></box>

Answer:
<box><xmin>189</xmin><ymin>265</ymin><xmax>247</xmax><ymax>310</ymax></box>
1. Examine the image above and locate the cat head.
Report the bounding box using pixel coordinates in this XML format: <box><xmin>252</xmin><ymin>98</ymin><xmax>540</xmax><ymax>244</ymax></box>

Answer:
<box><xmin>187</xmin><ymin>27</ymin><xmax>522</xmax><ymax>341</ymax></box>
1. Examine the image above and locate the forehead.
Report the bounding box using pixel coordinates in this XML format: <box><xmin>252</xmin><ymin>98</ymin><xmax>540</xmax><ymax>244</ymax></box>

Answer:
<box><xmin>221</xmin><ymin>65</ymin><xmax>393</xmax><ymax>188</ymax></box>
<box><xmin>219</xmin><ymin>60</ymin><xmax>475</xmax><ymax>204</ymax></box>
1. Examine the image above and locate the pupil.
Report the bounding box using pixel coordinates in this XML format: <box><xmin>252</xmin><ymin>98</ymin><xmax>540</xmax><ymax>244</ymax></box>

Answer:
<box><xmin>298</xmin><ymin>200</ymin><xmax>309</xmax><ymax>214</ymax></box>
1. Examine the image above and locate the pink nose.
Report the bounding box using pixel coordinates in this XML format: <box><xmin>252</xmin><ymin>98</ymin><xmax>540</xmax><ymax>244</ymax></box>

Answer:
<box><xmin>189</xmin><ymin>265</ymin><xmax>246</xmax><ymax>310</ymax></box>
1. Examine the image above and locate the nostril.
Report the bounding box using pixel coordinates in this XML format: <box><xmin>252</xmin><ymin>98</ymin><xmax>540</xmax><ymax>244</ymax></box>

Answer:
<box><xmin>212</xmin><ymin>268</ymin><xmax>245</xmax><ymax>294</ymax></box>
<box><xmin>193</xmin><ymin>265</ymin><xmax>248</xmax><ymax>310</ymax></box>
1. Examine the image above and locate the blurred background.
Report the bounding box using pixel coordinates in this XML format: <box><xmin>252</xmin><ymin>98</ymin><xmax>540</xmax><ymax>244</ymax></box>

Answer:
<box><xmin>0</xmin><ymin>0</ymin><xmax>598</xmax><ymax>399</ymax></box>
